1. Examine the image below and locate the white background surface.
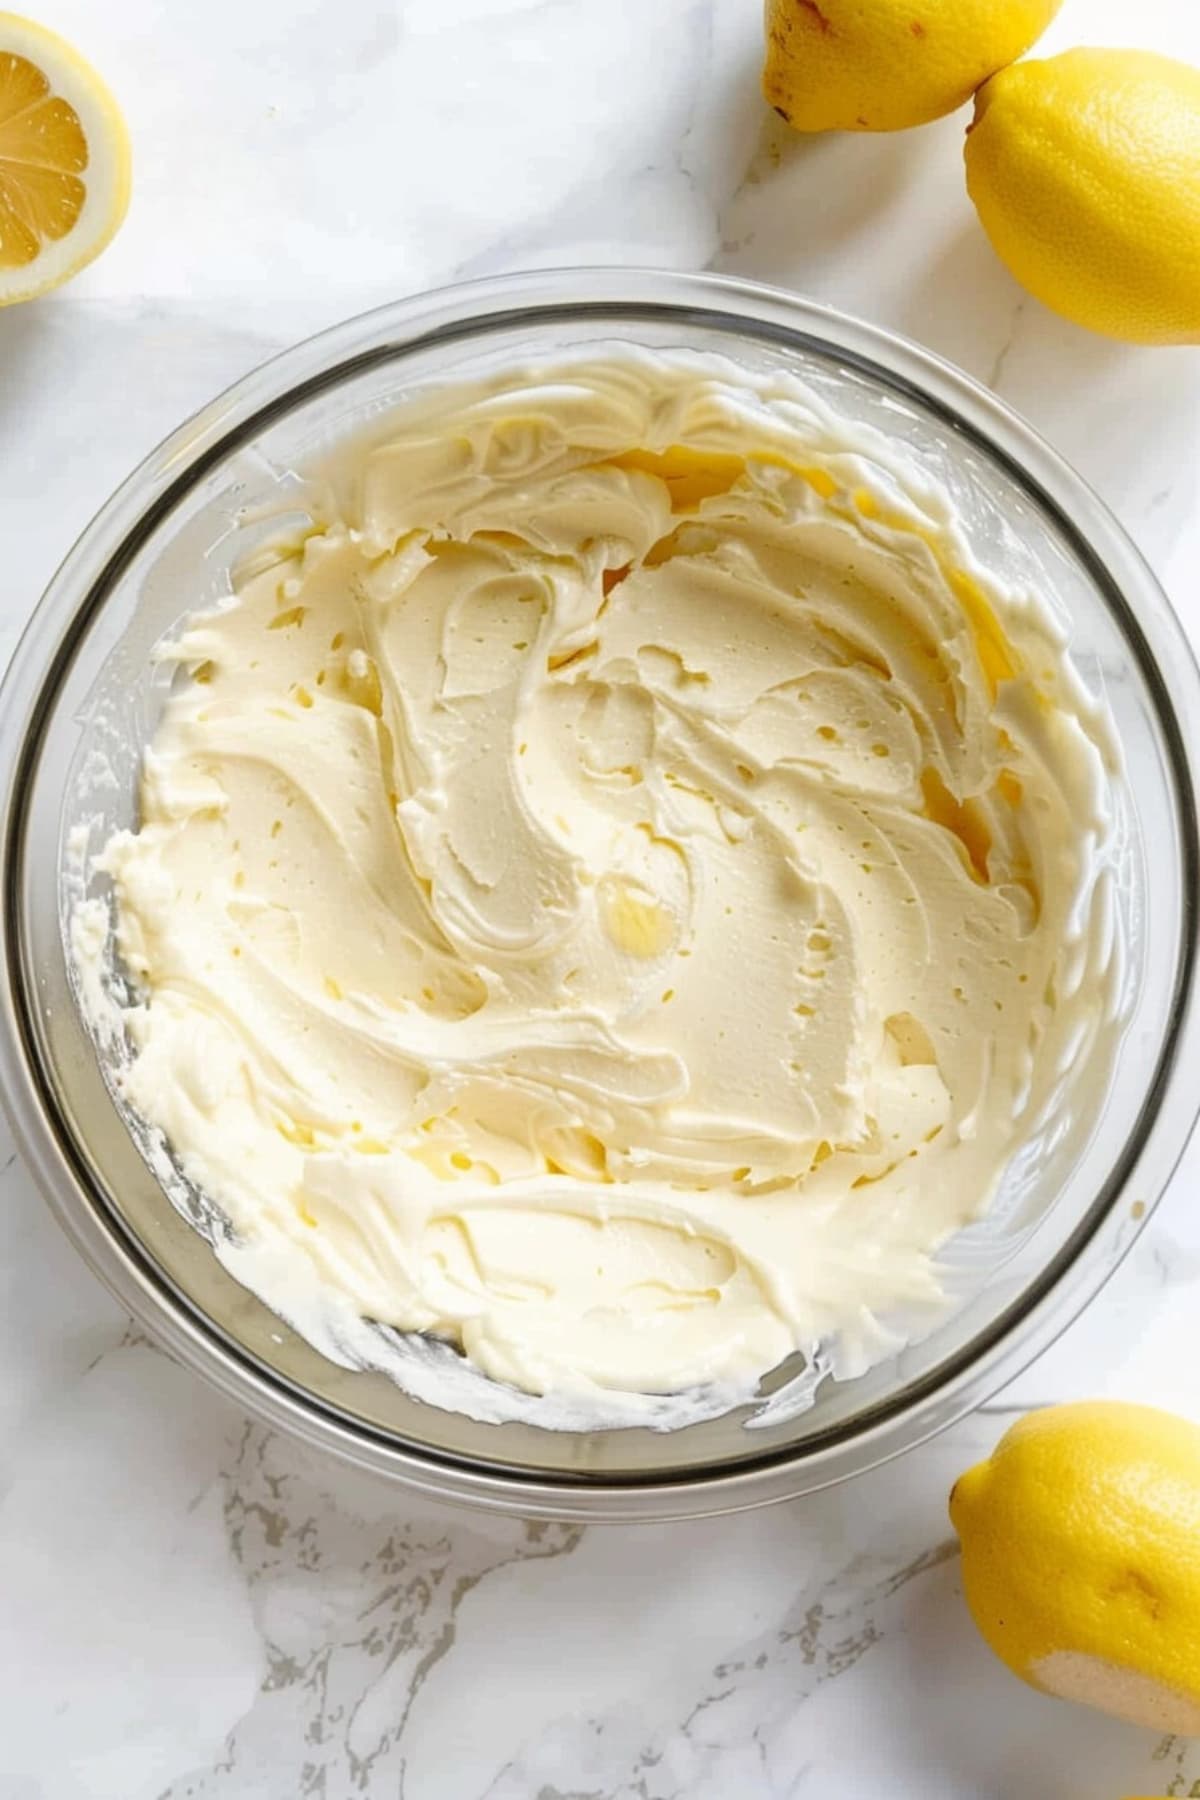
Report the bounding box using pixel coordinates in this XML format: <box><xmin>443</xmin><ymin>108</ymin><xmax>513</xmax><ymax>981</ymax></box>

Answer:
<box><xmin>1</xmin><ymin>1</ymin><xmax>1200</xmax><ymax>1795</ymax></box>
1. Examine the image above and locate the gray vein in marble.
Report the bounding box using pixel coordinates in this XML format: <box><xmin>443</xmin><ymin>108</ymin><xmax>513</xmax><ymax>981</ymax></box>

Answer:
<box><xmin>151</xmin><ymin>1425</ymin><xmax>582</xmax><ymax>1798</ymax></box>
<box><xmin>984</xmin><ymin>298</ymin><xmax>1026</xmax><ymax>393</ymax></box>
<box><xmin>470</xmin><ymin>1534</ymin><xmax>961</xmax><ymax>1800</ymax></box>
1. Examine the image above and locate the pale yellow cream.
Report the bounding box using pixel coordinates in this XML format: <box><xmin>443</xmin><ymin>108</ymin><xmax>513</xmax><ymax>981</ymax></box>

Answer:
<box><xmin>97</xmin><ymin>351</ymin><xmax>1119</xmax><ymax>1404</ymax></box>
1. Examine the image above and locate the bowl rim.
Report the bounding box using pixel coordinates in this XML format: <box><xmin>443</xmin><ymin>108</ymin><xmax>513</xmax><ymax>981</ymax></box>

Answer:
<box><xmin>2</xmin><ymin>265</ymin><xmax>1199</xmax><ymax>1521</ymax></box>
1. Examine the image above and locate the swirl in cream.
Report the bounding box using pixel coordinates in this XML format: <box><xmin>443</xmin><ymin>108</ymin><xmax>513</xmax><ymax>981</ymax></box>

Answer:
<box><xmin>97</xmin><ymin>351</ymin><xmax>1120</xmax><ymax>1402</ymax></box>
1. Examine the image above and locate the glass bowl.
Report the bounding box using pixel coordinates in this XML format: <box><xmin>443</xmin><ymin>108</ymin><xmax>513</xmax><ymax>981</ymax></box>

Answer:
<box><xmin>2</xmin><ymin>268</ymin><xmax>1198</xmax><ymax>1522</ymax></box>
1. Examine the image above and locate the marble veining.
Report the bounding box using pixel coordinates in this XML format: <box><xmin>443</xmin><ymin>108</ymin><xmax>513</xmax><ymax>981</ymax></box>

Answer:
<box><xmin>1</xmin><ymin>0</ymin><xmax>1199</xmax><ymax>1793</ymax></box>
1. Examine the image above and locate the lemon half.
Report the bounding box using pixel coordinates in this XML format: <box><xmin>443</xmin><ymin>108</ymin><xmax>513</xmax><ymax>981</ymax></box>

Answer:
<box><xmin>0</xmin><ymin>11</ymin><xmax>130</xmax><ymax>306</ymax></box>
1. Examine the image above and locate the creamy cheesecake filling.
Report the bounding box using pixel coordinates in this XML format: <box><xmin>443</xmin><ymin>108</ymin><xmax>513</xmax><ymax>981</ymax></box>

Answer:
<box><xmin>93</xmin><ymin>350</ymin><xmax>1120</xmax><ymax>1402</ymax></box>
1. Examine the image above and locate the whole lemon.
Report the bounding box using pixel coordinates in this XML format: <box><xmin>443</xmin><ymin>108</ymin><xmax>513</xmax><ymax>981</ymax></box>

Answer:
<box><xmin>965</xmin><ymin>49</ymin><xmax>1200</xmax><ymax>345</ymax></box>
<box><xmin>951</xmin><ymin>1402</ymin><xmax>1200</xmax><ymax>1732</ymax></box>
<box><xmin>762</xmin><ymin>0</ymin><xmax>1061</xmax><ymax>134</ymax></box>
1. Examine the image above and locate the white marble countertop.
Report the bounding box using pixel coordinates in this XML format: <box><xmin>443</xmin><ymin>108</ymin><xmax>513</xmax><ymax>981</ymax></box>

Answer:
<box><xmin>2</xmin><ymin>0</ymin><xmax>1200</xmax><ymax>1794</ymax></box>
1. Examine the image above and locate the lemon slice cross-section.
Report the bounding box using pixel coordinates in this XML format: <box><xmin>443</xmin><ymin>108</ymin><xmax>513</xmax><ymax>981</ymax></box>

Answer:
<box><xmin>0</xmin><ymin>11</ymin><xmax>130</xmax><ymax>305</ymax></box>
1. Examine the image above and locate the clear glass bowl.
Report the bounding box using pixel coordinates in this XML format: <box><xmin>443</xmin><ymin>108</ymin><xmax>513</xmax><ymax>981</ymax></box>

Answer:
<box><xmin>2</xmin><ymin>269</ymin><xmax>1198</xmax><ymax>1522</ymax></box>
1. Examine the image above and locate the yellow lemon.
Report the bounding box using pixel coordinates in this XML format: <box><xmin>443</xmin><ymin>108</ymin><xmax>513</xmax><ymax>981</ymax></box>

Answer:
<box><xmin>0</xmin><ymin>11</ymin><xmax>130</xmax><ymax>306</ymax></box>
<box><xmin>762</xmin><ymin>0</ymin><xmax>1061</xmax><ymax>135</ymax></box>
<box><xmin>950</xmin><ymin>1401</ymin><xmax>1200</xmax><ymax>1732</ymax></box>
<box><xmin>965</xmin><ymin>49</ymin><xmax>1200</xmax><ymax>345</ymax></box>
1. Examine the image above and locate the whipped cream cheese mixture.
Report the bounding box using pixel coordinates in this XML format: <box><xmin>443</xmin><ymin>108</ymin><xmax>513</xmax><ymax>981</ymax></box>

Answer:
<box><xmin>92</xmin><ymin>350</ymin><xmax>1120</xmax><ymax>1406</ymax></box>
